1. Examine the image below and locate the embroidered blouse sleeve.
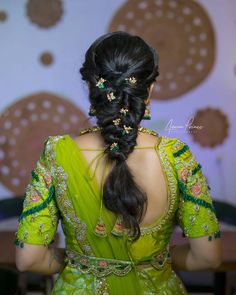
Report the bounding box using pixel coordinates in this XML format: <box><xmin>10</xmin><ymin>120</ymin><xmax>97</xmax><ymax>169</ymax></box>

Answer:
<box><xmin>15</xmin><ymin>137</ymin><xmax>59</xmax><ymax>246</ymax></box>
<box><xmin>172</xmin><ymin>139</ymin><xmax>220</xmax><ymax>240</ymax></box>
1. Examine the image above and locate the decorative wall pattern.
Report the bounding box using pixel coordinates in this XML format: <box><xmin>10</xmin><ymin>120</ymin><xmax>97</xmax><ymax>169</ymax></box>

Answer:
<box><xmin>109</xmin><ymin>0</ymin><xmax>215</xmax><ymax>100</ymax></box>
<box><xmin>0</xmin><ymin>92</ymin><xmax>88</xmax><ymax>195</ymax></box>
<box><xmin>40</xmin><ymin>52</ymin><xmax>54</xmax><ymax>66</ymax></box>
<box><xmin>190</xmin><ymin>107</ymin><xmax>229</xmax><ymax>148</ymax></box>
<box><xmin>26</xmin><ymin>0</ymin><xmax>63</xmax><ymax>28</ymax></box>
<box><xmin>0</xmin><ymin>10</ymin><xmax>7</xmax><ymax>22</ymax></box>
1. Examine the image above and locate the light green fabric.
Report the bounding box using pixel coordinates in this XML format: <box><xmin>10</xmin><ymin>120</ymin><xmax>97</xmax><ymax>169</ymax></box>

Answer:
<box><xmin>16</xmin><ymin>131</ymin><xmax>220</xmax><ymax>294</ymax></box>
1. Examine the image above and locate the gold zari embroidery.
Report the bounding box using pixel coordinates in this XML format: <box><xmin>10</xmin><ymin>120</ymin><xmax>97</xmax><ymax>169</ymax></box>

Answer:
<box><xmin>65</xmin><ymin>247</ymin><xmax>171</xmax><ymax>277</ymax></box>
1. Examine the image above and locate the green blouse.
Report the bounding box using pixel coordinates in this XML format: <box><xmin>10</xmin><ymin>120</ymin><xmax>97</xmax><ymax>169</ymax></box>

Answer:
<box><xmin>16</xmin><ymin>128</ymin><xmax>220</xmax><ymax>295</ymax></box>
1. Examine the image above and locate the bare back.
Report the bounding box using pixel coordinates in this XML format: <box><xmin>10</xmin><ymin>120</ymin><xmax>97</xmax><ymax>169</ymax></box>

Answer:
<box><xmin>74</xmin><ymin>130</ymin><xmax>168</xmax><ymax>228</ymax></box>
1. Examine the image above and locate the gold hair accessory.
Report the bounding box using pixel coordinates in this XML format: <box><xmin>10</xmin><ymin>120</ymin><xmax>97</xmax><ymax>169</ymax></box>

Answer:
<box><xmin>143</xmin><ymin>105</ymin><xmax>151</xmax><ymax>120</ymax></box>
<box><xmin>89</xmin><ymin>105</ymin><xmax>96</xmax><ymax>116</ymax></box>
<box><xmin>107</xmin><ymin>91</ymin><xmax>116</xmax><ymax>102</ymax></box>
<box><xmin>125</xmin><ymin>77</ymin><xmax>137</xmax><ymax>84</ymax></box>
<box><xmin>96</xmin><ymin>77</ymin><xmax>106</xmax><ymax>89</ymax></box>
<box><xmin>120</xmin><ymin>108</ymin><xmax>129</xmax><ymax>115</ymax></box>
<box><xmin>122</xmin><ymin>125</ymin><xmax>132</xmax><ymax>135</ymax></box>
<box><xmin>113</xmin><ymin>118</ymin><xmax>121</xmax><ymax>126</ymax></box>
<box><xmin>110</xmin><ymin>142</ymin><xmax>119</xmax><ymax>152</ymax></box>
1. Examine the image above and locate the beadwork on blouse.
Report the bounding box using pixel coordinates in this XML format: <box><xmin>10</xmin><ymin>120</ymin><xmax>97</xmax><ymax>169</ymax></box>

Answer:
<box><xmin>15</xmin><ymin>127</ymin><xmax>220</xmax><ymax>295</ymax></box>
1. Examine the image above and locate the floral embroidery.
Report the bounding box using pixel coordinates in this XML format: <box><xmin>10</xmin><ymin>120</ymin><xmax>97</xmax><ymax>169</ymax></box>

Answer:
<box><xmin>173</xmin><ymin>138</ymin><xmax>220</xmax><ymax>239</ymax></box>
<box><xmin>19</xmin><ymin>185</ymin><xmax>55</xmax><ymax>221</ymax></box>
<box><xmin>43</xmin><ymin>171</ymin><xmax>52</xmax><ymax>185</ymax></box>
<box><xmin>45</xmin><ymin>137</ymin><xmax>94</xmax><ymax>257</ymax></box>
<box><xmin>98</xmin><ymin>260</ymin><xmax>108</xmax><ymax>268</ymax></box>
<box><xmin>178</xmin><ymin>180</ymin><xmax>215</xmax><ymax>213</ymax></box>
<box><xmin>30</xmin><ymin>189</ymin><xmax>41</xmax><ymax>203</ymax></box>
<box><xmin>179</xmin><ymin>167</ymin><xmax>189</xmax><ymax>182</ymax></box>
<box><xmin>150</xmin><ymin>248</ymin><xmax>171</xmax><ymax>270</ymax></box>
<box><xmin>15</xmin><ymin>137</ymin><xmax>61</xmax><ymax>247</ymax></box>
<box><xmin>190</xmin><ymin>182</ymin><xmax>202</xmax><ymax>196</ymax></box>
<box><xmin>65</xmin><ymin>247</ymin><xmax>170</xmax><ymax>277</ymax></box>
<box><xmin>66</xmin><ymin>251</ymin><xmax>133</xmax><ymax>277</ymax></box>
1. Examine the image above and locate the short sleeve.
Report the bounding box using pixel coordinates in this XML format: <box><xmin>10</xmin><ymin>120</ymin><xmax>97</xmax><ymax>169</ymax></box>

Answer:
<box><xmin>15</xmin><ymin>137</ymin><xmax>60</xmax><ymax>247</ymax></box>
<box><xmin>173</xmin><ymin>139</ymin><xmax>221</xmax><ymax>240</ymax></box>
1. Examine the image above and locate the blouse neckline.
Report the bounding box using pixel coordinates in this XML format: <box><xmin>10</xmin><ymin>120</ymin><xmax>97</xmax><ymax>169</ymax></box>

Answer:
<box><xmin>68</xmin><ymin>125</ymin><xmax>160</xmax><ymax>151</ymax></box>
<box><xmin>64</xmin><ymin>133</ymin><xmax>173</xmax><ymax>234</ymax></box>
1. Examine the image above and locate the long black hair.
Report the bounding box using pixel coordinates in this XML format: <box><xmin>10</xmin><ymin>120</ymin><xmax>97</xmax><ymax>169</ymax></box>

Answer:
<box><xmin>80</xmin><ymin>31</ymin><xmax>159</xmax><ymax>239</ymax></box>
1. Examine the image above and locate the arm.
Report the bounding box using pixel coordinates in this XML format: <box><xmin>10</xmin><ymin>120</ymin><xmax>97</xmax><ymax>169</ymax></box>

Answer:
<box><xmin>16</xmin><ymin>244</ymin><xmax>65</xmax><ymax>274</ymax></box>
<box><xmin>171</xmin><ymin>236</ymin><xmax>221</xmax><ymax>271</ymax></box>
<box><xmin>15</xmin><ymin>137</ymin><xmax>61</xmax><ymax>274</ymax></box>
<box><xmin>171</xmin><ymin>138</ymin><xmax>222</xmax><ymax>271</ymax></box>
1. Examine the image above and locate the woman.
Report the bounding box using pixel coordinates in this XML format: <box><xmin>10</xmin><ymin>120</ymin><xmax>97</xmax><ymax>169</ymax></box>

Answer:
<box><xmin>15</xmin><ymin>32</ymin><xmax>221</xmax><ymax>294</ymax></box>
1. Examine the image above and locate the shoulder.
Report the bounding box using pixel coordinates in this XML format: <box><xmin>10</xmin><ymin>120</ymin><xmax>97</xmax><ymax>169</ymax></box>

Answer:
<box><xmin>159</xmin><ymin>135</ymin><xmax>187</xmax><ymax>151</ymax></box>
<box><xmin>158</xmin><ymin>135</ymin><xmax>197</xmax><ymax>163</ymax></box>
<box><xmin>42</xmin><ymin>134</ymin><xmax>68</xmax><ymax>157</ymax></box>
<box><xmin>74</xmin><ymin>130</ymin><xmax>105</xmax><ymax>149</ymax></box>
<box><xmin>160</xmin><ymin>136</ymin><xmax>202</xmax><ymax>177</ymax></box>
<box><xmin>44</xmin><ymin>134</ymin><xmax>67</xmax><ymax>147</ymax></box>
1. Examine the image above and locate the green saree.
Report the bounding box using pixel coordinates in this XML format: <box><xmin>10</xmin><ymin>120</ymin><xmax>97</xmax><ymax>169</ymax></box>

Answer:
<box><xmin>16</xmin><ymin>128</ymin><xmax>220</xmax><ymax>294</ymax></box>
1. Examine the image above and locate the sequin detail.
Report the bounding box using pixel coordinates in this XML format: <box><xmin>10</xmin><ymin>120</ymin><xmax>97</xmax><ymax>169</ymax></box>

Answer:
<box><xmin>65</xmin><ymin>247</ymin><xmax>171</xmax><ymax>277</ymax></box>
<box><xmin>46</xmin><ymin>137</ymin><xmax>94</xmax><ymax>256</ymax></box>
<box><xmin>19</xmin><ymin>182</ymin><xmax>55</xmax><ymax>220</ymax></box>
<box><xmin>173</xmin><ymin>138</ymin><xmax>220</xmax><ymax>239</ymax></box>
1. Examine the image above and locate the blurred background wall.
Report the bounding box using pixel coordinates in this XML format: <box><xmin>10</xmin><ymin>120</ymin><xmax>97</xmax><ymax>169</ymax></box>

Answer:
<box><xmin>0</xmin><ymin>0</ymin><xmax>236</xmax><ymax>205</ymax></box>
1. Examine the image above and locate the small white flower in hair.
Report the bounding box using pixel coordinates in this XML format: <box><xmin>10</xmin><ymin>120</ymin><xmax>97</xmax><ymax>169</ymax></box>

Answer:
<box><xmin>113</xmin><ymin>118</ymin><xmax>121</xmax><ymax>126</ymax></box>
<box><xmin>110</xmin><ymin>142</ymin><xmax>119</xmax><ymax>152</ymax></box>
<box><xmin>107</xmin><ymin>91</ymin><xmax>116</xmax><ymax>102</ymax></box>
<box><xmin>96</xmin><ymin>77</ymin><xmax>106</xmax><ymax>89</ymax></box>
<box><xmin>120</xmin><ymin>108</ymin><xmax>129</xmax><ymax>115</ymax></box>
<box><xmin>122</xmin><ymin>125</ymin><xmax>133</xmax><ymax>135</ymax></box>
<box><xmin>125</xmin><ymin>76</ymin><xmax>137</xmax><ymax>84</ymax></box>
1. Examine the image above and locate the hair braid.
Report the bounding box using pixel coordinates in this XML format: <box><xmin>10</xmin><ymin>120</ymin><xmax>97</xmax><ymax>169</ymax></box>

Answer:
<box><xmin>80</xmin><ymin>31</ymin><xmax>159</xmax><ymax>239</ymax></box>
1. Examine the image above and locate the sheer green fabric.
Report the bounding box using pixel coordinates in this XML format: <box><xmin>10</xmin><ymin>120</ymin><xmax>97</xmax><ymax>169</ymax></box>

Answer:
<box><xmin>16</xmin><ymin>131</ymin><xmax>220</xmax><ymax>294</ymax></box>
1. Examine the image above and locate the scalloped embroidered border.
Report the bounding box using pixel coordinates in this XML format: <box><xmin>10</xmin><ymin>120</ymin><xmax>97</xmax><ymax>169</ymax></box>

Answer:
<box><xmin>19</xmin><ymin>185</ymin><xmax>55</xmax><ymax>221</ymax></box>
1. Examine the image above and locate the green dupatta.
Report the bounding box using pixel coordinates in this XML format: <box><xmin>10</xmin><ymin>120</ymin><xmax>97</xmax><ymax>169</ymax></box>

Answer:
<box><xmin>54</xmin><ymin>135</ymin><xmax>145</xmax><ymax>294</ymax></box>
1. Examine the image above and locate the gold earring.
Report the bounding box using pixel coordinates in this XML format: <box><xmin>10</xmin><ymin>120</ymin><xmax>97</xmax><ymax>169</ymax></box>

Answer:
<box><xmin>143</xmin><ymin>106</ymin><xmax>151</xmax><ymax>120</ymax></box>
<box><xmin>89</xmin><ymin>106</ymin><xmax>96</xmax><ymax>116</ymax></box>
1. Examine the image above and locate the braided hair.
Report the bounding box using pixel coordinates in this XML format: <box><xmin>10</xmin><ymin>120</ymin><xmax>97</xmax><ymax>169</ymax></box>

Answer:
<box><xmin>80</xmin><ymin>31</ymin><xmax>159</xmax><ymax>239</ymax></box>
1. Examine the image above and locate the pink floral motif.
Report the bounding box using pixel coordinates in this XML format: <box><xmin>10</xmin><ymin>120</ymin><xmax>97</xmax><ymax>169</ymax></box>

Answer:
<box><xmin>30</xmin><ymin>190</ymin><xmax>41</xmax><ymax>202</ymax></box>
<box><xmin>190</xmin><ymin>182</ymin><xmax>202</xmax><ymax>196</ymax></box>
<box><xmin>179</xmin><ymin>168</ymin><xmax>189</xmax><ymax>182</ymax></box>
<box><xmin>98</xmin><ymin>260</ymin><xmax>108</xmax><ymax>268</ymax></box>
<box><xmin>43</xmin><ymin>172</ymin><xmax>52</xmax><ymax>185</ymax></box>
